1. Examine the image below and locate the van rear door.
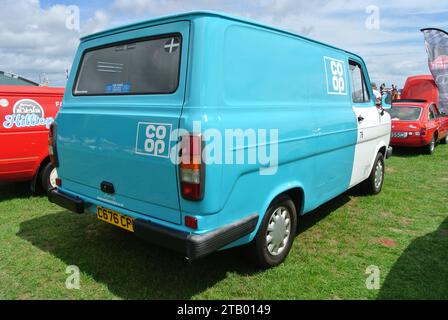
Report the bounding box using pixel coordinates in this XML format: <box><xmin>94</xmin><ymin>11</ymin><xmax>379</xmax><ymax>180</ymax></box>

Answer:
<box><xmin>57</xmin><ymin>21</ymin><xmax>189</xmax><ymax>224</ymax></box>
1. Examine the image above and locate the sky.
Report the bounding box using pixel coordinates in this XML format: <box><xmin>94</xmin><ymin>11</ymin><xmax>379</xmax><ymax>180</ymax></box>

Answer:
<box><xmin>1</xmin><ymin>0</ymin><xmax>447</xmax><ymax>88</ymax></box>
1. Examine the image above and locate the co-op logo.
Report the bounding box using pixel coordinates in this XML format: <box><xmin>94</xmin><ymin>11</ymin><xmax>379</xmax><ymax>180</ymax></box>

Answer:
<box><xmin>135</xmin><ymin>122</ymin><xmax>172</xmax><ymax>158</ymax></box>
<box><xmin>2</xmin><ymin>99</ymin><xmax>54</xmax><ymax>129</ymax></box>
<box><xmin>324</xmin><ymin>57</ymin><xmax>348</xmax><ymax>95</ymax></box>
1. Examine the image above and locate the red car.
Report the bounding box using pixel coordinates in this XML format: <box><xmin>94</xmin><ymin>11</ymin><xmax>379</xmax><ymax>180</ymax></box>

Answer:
<box><xmin>0</xmin><ymin>85</ymin><xmax>64</xmax><ymax>191</ymax></box>
<box><xmin>388</xmin><ymin>75</ymin><xmax>448</xmax><ymax>154</ymax></box>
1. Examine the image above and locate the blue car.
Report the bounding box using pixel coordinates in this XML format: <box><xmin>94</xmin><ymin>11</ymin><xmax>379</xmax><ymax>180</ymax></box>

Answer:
<box><xmin>49</xmin><ymin>11</ymin><xmax>393</xmax><ymax>268</ymax></box>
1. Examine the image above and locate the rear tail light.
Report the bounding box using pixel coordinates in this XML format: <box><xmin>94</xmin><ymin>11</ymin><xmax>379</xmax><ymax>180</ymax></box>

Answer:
<box><xmin>48</xmin><ymin>122</ymin><xmax>59</xmax><ymax>167</ymax></box>
<box><xmin>56</xmin><ymin>178</ymin><xmax>62</xmax><ymax>187</ymax></box>
<box><xmin>185</xmin><ymin>216</ymin><xmax>198</xmax><ymax>230</ymax></box>
<box><xmin>180</xmin><ymin>134</ymin><xmax>204</xmax><ymax>201</ymax></box>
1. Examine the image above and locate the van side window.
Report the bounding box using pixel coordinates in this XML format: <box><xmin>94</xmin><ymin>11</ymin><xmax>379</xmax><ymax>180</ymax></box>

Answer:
<box><xmin>349</xmin><ymin>61</ymin><xmax>370</xmax><ymax>104</ymax></box>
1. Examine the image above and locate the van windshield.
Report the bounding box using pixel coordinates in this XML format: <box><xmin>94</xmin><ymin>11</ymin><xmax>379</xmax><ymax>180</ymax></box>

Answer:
<box><xmin>74</xmin><ymin>35</ymin><xmax>181</xmax><ymax>96</ymax></box>
<box><xmin>387</xmin><ymin>106</ymin><xmax>422</xmax><ymax>121</ymax></box>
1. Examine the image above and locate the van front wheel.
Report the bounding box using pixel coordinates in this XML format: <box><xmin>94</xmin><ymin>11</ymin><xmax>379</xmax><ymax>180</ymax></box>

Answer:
<box><xmin>250</xmin><ymin>195</ymin><xmax>297</xmax><ymax>269</ymax></box>
<box><xmin>362</xmin><ymin>153</ymin><xmax>385</xmax><ymax>195</ymax></box>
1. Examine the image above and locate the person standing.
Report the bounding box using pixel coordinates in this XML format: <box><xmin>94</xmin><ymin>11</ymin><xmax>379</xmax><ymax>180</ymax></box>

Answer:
<box><xmin>372</xmin><ymin>83</ymin><xmax>382</xmax><ymax>106</ymax></box>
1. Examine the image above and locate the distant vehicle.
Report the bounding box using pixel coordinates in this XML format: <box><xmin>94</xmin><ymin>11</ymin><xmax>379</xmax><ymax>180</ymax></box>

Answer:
<box><xmin>389</xmin><ymin>75</ymin><xmax>448</xmax><ymax>154</ymax></box>
<box><xmin>48</xmin><ymin>11</ymin><xmax>392</xmax><ymax>268</ymax></box>
<box><xmin>0</xmin><ymin>85</ymin><xmax>64</xmax><ymax>190</ymax></box>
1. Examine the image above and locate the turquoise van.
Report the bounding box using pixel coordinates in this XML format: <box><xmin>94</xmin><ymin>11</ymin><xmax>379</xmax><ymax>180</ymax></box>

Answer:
<box><xmin>49</xmin><ymin>12</ymin><xmax>392</xmax><ymax>268</ymax></box>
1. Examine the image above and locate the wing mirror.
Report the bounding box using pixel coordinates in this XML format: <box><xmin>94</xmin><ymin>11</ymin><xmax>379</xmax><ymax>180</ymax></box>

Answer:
<box><xmin>381</xmin><ymin>93</ymin><xmax>392</xmax><ymax>110</ymax></box>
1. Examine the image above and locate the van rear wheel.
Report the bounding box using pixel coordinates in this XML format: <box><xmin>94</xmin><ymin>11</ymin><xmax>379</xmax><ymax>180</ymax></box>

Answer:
<box><xmin>250</xmin><ymin>195</ymin><xmax>297</xmax><ymax>269</ymax></box>
<box><xmin>362</xmin><ymin>153</ymin><xmax>385</xmax><ymax>195</ymax></box>
<box><xmin>41</xmin><ymin>162</ymin><xmax>58</xmax><ymax>192</ymax></box>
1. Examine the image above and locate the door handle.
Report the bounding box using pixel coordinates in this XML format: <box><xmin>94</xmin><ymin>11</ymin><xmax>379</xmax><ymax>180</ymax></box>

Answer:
<box><xmin>358</xmin><ymin>115</ymin><xmax>365</xmax><ymax>123</ymax></box>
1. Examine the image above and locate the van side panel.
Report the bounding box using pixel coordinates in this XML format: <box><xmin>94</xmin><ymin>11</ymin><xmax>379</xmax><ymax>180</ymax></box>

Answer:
<box><xmin>179</xmin><ymin>18</ymin><xmax>357</xmax><ymax>236</ymax></box>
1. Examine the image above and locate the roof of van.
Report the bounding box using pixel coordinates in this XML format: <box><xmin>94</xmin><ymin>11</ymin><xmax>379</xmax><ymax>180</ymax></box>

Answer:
<box><xmin>81</xmin><ymin>11</ymin><xmax>362</xmax><ymax>60</ymax></box>
<box><xmin>0</xmin><ymin>85</ymin><xmax>65</xmax><ymax>95</ymax></box>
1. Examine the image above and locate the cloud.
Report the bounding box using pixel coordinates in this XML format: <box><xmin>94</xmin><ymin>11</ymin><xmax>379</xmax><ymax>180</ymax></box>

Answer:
<box><xmin>0</xmin><ymin>0</ymin><xmax>442</xmax><ymax>87</ymax></box>
<box><xmin>106</xmin><ymin>0</ymin><xmax>435</xmax><ymax>86</ymax></box>
<box><xmin>0</xmin><ymin>0</ymin><xmax>114</xmax><ymax>86</ymax></box>
<box><xmin>0</xmin><ymin>1</ymin><xmax>77</xmax><ymax>85</ymax></box>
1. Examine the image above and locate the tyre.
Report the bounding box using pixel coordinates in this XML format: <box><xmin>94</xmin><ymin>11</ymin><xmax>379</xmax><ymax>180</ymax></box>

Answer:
<box><xmin>425</xmin><ymin>135</ymin><xmax>436</xmax><ymax>155</ymax></box>
<box><xmin>362</xmin><ymin>153</ymin><xmax>385</xmax><ymax>195</ymax></box>
<box><xmin>440</xmin><ymin>135</ymin><xmax>448</xmax><ymax>145</ymax></box>
<box><xmin>250</xmin><ymin>195</ymin><xmax>297</xmax><ymax>269</ymax></box>
<box><xmin>41</xmin><ymin>162</ymin><xmax>58</xmax><ymax>191</ymax></box>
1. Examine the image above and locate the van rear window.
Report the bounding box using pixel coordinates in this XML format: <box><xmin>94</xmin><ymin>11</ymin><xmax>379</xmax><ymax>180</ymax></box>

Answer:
<box><xmin>74</xmin><ymin>35</ymin><xmax>181</xmax><ymax>96</ymax></box>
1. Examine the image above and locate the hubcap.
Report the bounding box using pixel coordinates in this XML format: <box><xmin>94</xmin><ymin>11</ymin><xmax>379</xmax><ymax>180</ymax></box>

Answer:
<box><xmin>374</xmin><ymin>161</ymin><xmax>383</xmax><ymax>190</ymax></box>
<box><xmin>266</xmin><ymin>206</ymin><xmax>291</xmax><ymax>256</ymax></box>
<box><xmin>430</xmin><ymin>139</ymin><xmax>435</xmax><ymax>151</ymax></box>
<box><xmin>49</xmin><ymin>168</ymin><xmax>58</xmax><ymax>188</ymax></box>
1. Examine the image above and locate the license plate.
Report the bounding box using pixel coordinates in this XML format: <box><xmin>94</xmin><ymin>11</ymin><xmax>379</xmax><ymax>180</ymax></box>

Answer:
<box><xmin>97</xmin><ymin>207</ymin><xmax>134</xmax><ymax>232</ymax></box>
<box><xmin>392</xmin><ymin>132</ymin><xmax>408</xmax><ymax>138</ymax></box>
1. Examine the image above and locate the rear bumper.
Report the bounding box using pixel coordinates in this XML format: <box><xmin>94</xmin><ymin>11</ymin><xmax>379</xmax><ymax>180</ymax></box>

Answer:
<box><xmin>134</xmin><ymin>214</ymin><xmax>259</xmax><ymax>260</ymax></box>
<box><xmin>48</xmin><ymin>188</ymin><xmax>84</xmax><ymax>213</ymax></box>
<box><xmin>390</xmin><ymin>136</ymin><xmax>431</xmax><ymax>147</ymax></box>
<box><xmin>48</xmin><ymin>188</ymin><xmax>259</xmax><ymax>260</ymax></box>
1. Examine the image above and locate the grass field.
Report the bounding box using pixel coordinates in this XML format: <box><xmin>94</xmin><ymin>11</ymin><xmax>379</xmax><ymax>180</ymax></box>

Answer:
<box><xmin>0</xmin><ymin>145</ymin><xmax>447</xmax><ymax>300</ymax></box>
